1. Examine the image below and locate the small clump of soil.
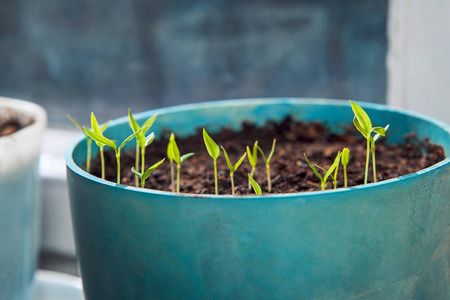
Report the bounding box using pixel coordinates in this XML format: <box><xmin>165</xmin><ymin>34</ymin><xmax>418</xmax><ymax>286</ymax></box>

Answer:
<box><xmin>0</xmin><ymin>118</ymin><xmax>25</xmax><ymax>137</ymax></box>
<box><xmin>90</xmin><ymin>117</ymin><xmax>446</xmax><ymax>195</ymax></box>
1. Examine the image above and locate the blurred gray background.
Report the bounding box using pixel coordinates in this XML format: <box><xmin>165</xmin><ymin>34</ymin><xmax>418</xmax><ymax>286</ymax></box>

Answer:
<box><xmin>0</xmin><ymin>0</ymin><xmax>388</xmax><ymax>127</ymax></box>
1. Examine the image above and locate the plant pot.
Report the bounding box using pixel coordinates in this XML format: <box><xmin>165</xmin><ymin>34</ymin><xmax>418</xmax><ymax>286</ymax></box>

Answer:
<box><xmin>65</xmin><ymin>98</ymin><xmax>450</xmax><ymax>299</ymax></box>
<box><xmin>0</xmin><ymin>97</ymin><xmax>47</xmax><ymax>300</ymax></box>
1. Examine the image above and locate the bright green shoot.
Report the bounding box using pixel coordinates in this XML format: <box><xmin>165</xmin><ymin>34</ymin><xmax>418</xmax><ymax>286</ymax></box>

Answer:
<box><xmin>167</xmin><ymin>133</ymin><xmax>176</xmax><ymax>192</ymax></box>
<box><xmin>88</xmin><ymin>113</ymin><xmax>111</xmax><ymax>180</ymax></box>
<box><xmin>349</xmin><ymin>100</ymin><xmax>389</xmax><ymax>184</ymax></box>
<box><xmin>167</xmin><ymin>133</ymin><xmax>194</xmax><ymax>193</ymax></box>
<box><xmin>246</xmin><ymin>141</ymin><xmax>258</xmax><ymax>189</ymax></box>
<box><xmin>303</xmin><ymin>153</ymin><xmax>340</xmax><ymax>191</ymax></box>
<box><xmin>316</xmin><ymin>151</ymin><xmax>342</xmax><ymax>189</ymax></box>
<box><xmin>248</xmin><ymin>173</ymin><xmax>262</xmax><ymax>195</ymax></box>
<box><xmin>68</xmin><ymin>115</ymin><xmax>110</xmax><ymax>173</ymax></box>
<box><xmin>371</xmin><ymin>124</ymin><xmax>389</xmax><ymax>183</ymax></box>
<box><xmin>128</xmin><ymin>109</ymin><xmax>157</xmax><ymax>187</ymax></box>
<box><xmin>131</xmin><ymin>158</ymin><xmax>165</xmax><ymax>188</ymax></box>
<box><xmin>84</xmin><ymin>127</ymin><xmax>143</xmax><ymax>184</ymax></box>
<box><xmin>341</xmin><ymin>148</ymin><xmax>350</xmax><ymax>188</ymax></box>
<box><xmin>203</xmin><ymin>128</ymin><xmax>220</xmax><ymax>195</ymax></box>
<box><xmin>221</xmin><ymin>146</ymin><xmax>247</xmax><ymax>195</ymax></box>
<box><xmin>257</xmin><ymin>139</ymin><xmax>276</xmax><ymax>192</ymax></box>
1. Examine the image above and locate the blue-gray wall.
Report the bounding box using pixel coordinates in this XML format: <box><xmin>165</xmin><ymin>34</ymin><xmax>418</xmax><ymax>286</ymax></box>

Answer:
<box><xmin>0</xmin><ymin>0</ymin><xmax>387</xmax><ymax>126</ymax></box>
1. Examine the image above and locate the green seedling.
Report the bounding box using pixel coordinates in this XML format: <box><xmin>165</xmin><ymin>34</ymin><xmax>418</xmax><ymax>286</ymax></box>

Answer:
<box><xmin>246</xmin><ymin>141</ymin><xmax>258</xmax><ymax>189</ymax></box>
<box><xmin>203</xmin><ymin>128</ymin><xmax>220</xmax><ymax>195</ymax></box>
<box><xmin>371</xmin><ymin>124</ymin><xmax>389</xmax><ymax>183</ymax></box>
<box><xmin>167</xmin><ymin>133</ymin><xmax>176</xmax><ymax>192</ymax></box>
<box><xmin>67</xmin><ymin>115</ymin><xmax>110</xmax><ymax>173</ymax></box>
<box><xmin>167</xmin><ymin>133</ymin><xmax>194</xmax><ymax>193</ymax></box>
<box><xmin>248</xmin><ymin>173</ymin><xmax>262</xmax><ymax>195</ymax></box>
<box><xmin>221</xmin><ymin>146</ymin><xmax>247</xmax><ymax>195</ymax></box>
<box><xmin>84</xmin><ymin>127</ymin><xmax>144</xmax><ymax>184</ymax></box>
<box><xmin>316</xmin><ymin>151</ymin><xmax>342</xmax><ymax>189</ymax></box>
<box><xmin>303</xmin><ymin>152</ymin><xmax>341</xmax><ymax>191</ymax></box>
<box><xmin>350</xmin><ymin>100</ymin><xmax>389</xmax><ymax>184</ymax></box>
<box><xmin>257</xmin><ymin>139</ymin><xmax>276</xmax><ymax>192</ymax></box>
<box><xmin>341</xmin><ymin>148</ymin><xmax>350</xmax><ymax>188</ymax></box>
<box><xmin>87</xmin><ymin>113</ymin><xmax>111</xmax><ymax>180</ymax></box>
<box><xmin>128</xmin><ymin>109</ymin><xmax>157</xmax><ymax>187</ymax></box>
<box><xmin>131</xmin><ymin>158</ymin><xmax>165</xmax><ymax>188</ymax></box>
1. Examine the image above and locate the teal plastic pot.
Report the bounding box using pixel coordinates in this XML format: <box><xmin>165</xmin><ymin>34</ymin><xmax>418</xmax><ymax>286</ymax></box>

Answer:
<box><xmin>0</xmin><ymin>97</ymin><xmax>47</xmax><ymax>300</ymax></box>
<box><xmin>66</xmin><ymin>98</ymin><xmax>450</xmax><ymax>300</ymax></box>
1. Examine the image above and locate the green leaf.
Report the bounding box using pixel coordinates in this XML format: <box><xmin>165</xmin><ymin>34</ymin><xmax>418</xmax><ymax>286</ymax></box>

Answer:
<box><xmin>131</xmin><ymin>167</ymin><xmax>142</xmax><ymax>179</ymax></box>
<box><xmin>84</xmin><ymin>127</ymin><xmax>117</xmax><ymax>152</ymax></box>
<box><xmin>68</xmin><ymin>115</ymin><xmax>91</xmax><ymax>141</ymax></box>
<box><xmin>180</xmin><ymin>153</ymin><xmax>194</xmax><ymax>163</ymax></box>
<box><xmin>203</xmin><ymin>128</ymin><xmax>220</xmax><ymax>160</ymax></box>
<box><xmin>247</xmin><ymin>141</ymin><xmax>258</xmax><ymax>167</ymax></box>
<box><xmin>100</xmin><ymin>120</ymin><xmax>111</xmax><ymax>133</ymax></box>
<box><xmin>167</xmin><ymin>133</ymin><xmax>176</xmax><ymax>161</ymax></box>
<box><xmin>248</xmin><ymin>174</ymin><xmax>262</xmax><ymax>195</ymax></box>
<box><xmin>267</xmin><ymin>139</ymin><xmax>276</xmax><ymax>162</ymax></box>
<box><xmin>303</xmin><ymin>153</ymin><xmax>323</xmax><ymax>182</ymax></box>
<box><xmin>168</xmin><ymin>134</ymin><xmax>181</xmax><ymax>163</ymax></box>
<box><xmin>350</xmin><ymin>100</ymin><xmax>372</xmax><ymax>138</ymax></box>
<box><xmin>373</xmin><ymin>124</ymin><xmax>390</xmax><ymax>142</ymax></box>
<box><xmin>90</xmin><ymin>112</ymin><xmax>102</xmax><ymax>135</ymax></box>
<box><xmin>221</xmin><ymin>146</ymin><xmax>234</xmax><ymax>171</ymax></box>
<box><xmin>234</xmin><ymin>152</ymin><xmax>247</xmax><ymax>171</ymax></box>
<box><xmin>144</xmin><ymin>132</ymin><xmax>155</xmax><ymax>147</ymax></box>
<box><xmin>341</xmin><ymin>148</ymin><xmax>350</xmax><ymax>166</ymax></box>
<box><xmin>128</xmin><ymin>109</ymin><xmax>145</xmax><ymax>147</ymax></box>
<box><xmin>118</xmin><ymin>128</ymin><xmax>142</xmax><ymax>152</ymax></box>
<box><xmin>142</xmin><ymin>114</ymin><xmax>157</xmax><ymax>135</ymax></box>
<box><xmin>325</xmin><ymin>151</ymin><xmax>341</xmax><ymax>181</ymax></box>
<box><xmin>141</xmin><ymin>158</ymin><xmax>165</xmax><ymax>180</ymax></box>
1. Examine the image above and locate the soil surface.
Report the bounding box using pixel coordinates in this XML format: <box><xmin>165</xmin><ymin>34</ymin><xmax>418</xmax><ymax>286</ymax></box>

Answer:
<box><xmin>91</xmin><ymin>117</ymin><xmax>446</xmax><ymax>195</ymax></box>
<box><xmin>0</xmin><ymin>118</ymin><xmax>25</xmax><ymax>137</ymax></box>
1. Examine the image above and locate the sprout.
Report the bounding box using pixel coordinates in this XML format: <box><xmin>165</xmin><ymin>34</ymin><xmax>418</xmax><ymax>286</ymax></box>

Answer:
<box><xmin>87</xmin><ymin>113</ymin><xmax>111</xmax><ymax>180</ymax></box>
<box><xmin>350</xmin><ymin>100</ymin><xmax>389</xmax><ymax>184</ymax></box>
<box><xmin>67</xmin><ymin>115</ymin><xmax>110</xmax><ymax>173</ymax></box>
<box><xmin>167</xmin><ymin>133</ymin><xmax>194</xmax><ymax>193</ymax></box>
<box><xmin>257</xmin><ymin>139</ymin><xmax>276</xmax><ymax>192</ymax></box>
<box><xmin>371</xmin><ymin>124</ymin><xmax>389</xmax><ymax>183</ymax></box>
<box><xmin>84</xmin><ymin>127</ymin><xmax>143</xmax><ymax>184</ymax></box>
<box><xmin>203</xmin><ymin>128</ymin><xmax>220</xmax><ymax>195</ymax></box>
<box><xmin>167</xmin><ymin>133</ymin><xmax>176</xmax><ymax>192</ymax></box>
<box><xmin>128</xmin><ymin>109</ymin><xmax>157</xmax><ymax>187</ymax></box>
<box><xmin>316</xmin><ymin>151</ymin><xmax>342</xmax><ymax>189</ymax></box>
<box><xmin>221</xmin><ymin>146</ymin><xmax>247</xmax><ymax>195</ymax></box>
<box><xmin>341</xmin><ymin>148</ymin><xmax>350</xmax><ymax>188</ymax></box>
<box><xmin>303</xmin><ymin>152</ymin><xmax>341</xmax><ymax>191</ymax></box>
<box><xmin>246</xmin><ymin>141</ymin><xmax>258</xmax><ymax>189</ymax></box>
<box><xmin>248</xmin><ymin>173</ymin><xmax>262</xmax><ymax>195</ymax></box>
<box><xmin>131</xmin><ymin>159</ymin><xmax>165</xmax><ymax>188</ymax></box>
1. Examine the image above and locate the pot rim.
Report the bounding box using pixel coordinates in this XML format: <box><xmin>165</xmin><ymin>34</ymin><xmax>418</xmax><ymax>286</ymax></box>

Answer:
<box><xmin>65</xmin><ymin>97</ymin><xmax>450</xmax><ymax>199</ymax></box>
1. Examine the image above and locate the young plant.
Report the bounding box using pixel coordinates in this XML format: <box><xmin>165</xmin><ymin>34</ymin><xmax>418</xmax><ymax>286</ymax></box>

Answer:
<box><xmin>257</xmin><ymin>139</ymin><xmax>276</xmax><ymax>192</ymax></box>
<box><xmin>128</xmin><ymin>109</ymin><xmax>157</xmax><ymax>187</ymax></box>
<box><xmin>87</xmin><ymin>112</ymin><xmax>111</xmax><ymax>180</ymax></box>
<box><xmin>221</xmin><ymin>146</ymin><xmax>247</xmax><ymax>195</ymax></box>
<box><xmin>248</xmin><ymin>173</ymin><xmax>262</xmax><ymax>195</ymax></box>
<box><xmin>341</xmin><ymin>148</ymin><xmax>350</xmax><ymax>188</ymax></box>
<box><xmin>131</xmin><ymin>158</ymin><xmax>165</xmax><ymax>188</ymax></box>
<box><xmin>167</xmin><ymin>133</ymin><xmax>176</xmax><ymax>192</ymax></box>
<box><xmin>371</xmin><ymin>124</ymin><xmax>389</xmax><ymax>183</ymax></box>
<box><xmin>303</xmin><ymin>152</ymin><xmax>341</xmax><ymax>191</ymax></box>
<box><xmin>349</xmin><ymin>100</ymin><xmax>389</xmax><ymax>184</ymax></box>
<box><xmin>67</xmin><ymin>115</ymin><xmax>110</xmax><ymax>173</ymax></box>
<box><xmin>203</xmin><ymin>128</ymin><xmax>220</xmax><ymax>195</ymax></box>
<box><xmin>167</xmin><ymin>133</ymin><xmax>194</xmax><ymax>193</ymax></box>
<box><xmin>84</xmin><ymin>127</ymin><xmax>143</xmax><ymax>184</ymax></box>
<box><xmin>246</xmin><ymin>141</ymin><xmax>258</xmax><ymax>189</ymax></box>
<box><xmin>316</xmin><ymin>151</ymin><xmax>342</xmax><ymax>189</ymax></box>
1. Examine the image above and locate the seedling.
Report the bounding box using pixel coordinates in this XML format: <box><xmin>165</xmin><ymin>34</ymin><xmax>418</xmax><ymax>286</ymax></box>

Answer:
<box><xmin>167</xmin><ymin>133</ymin><xmax>194</xmax><ymax>193</ymax></box>
<box><xmin>248</xmin><ymin>174</ymin><xmax>262</xmax><ymax>195</ymax></box>
<box><xmin>129</xmin><ymin>109</ymin><xmax>157</xmax><ymax>187</ymax></box>
<box><xmin>87</xmin><ymin>113</ymin><xmax>111</xmax><ymax>180</ymax></box>
<box><xmin>350</xmin><ymin>100</ymin><xmax>389</xmax><ymax>184</ymax></box>
<box><xmin>67</xmin><ymin>115</ymin><xmax>110</xmax><ymax>173</ymax></box>
<box><xmin>371</xmin><ymin>124</ymin><xmax>389</xmax><ymax>183</ymax></box>
<box><xmin>303</xmin><ymin>152</ymin><xmax>341</xmax><ymax>191</ymax></box>
<box><xmin>341</xmin><ymin>148</ymin><xmax>350</xmax><ymax>188</ymax></box>
<box><xmin>203</xmin><ymin>128</ymin><xmax>220</xmax><ymax>195</ymax></box>
<box><xmin>246</xmin><ymin>141</ymin><xmax>258</xmax><ymax>189</ymax></box>
<box><xmin>131</xmin><ymin>158</ymin><xmax>165</xmax><ymax>188</ymax></box>
<box><xmin>316</xmin><ymin>151</ymin><xmax>342</xmax><ymax>189</ymax></box>
<box><xmin>84</xmin><ymin>127</ymin><xmax>144</xmax><ymax>184</ymax></box>
<box><xmin>221</xmin><ymin>146</ymin><xmax>247</xmax><ymax>195</ymax></box>
<box><xmin>257</xmin><ymin>139</ymin><xmax>276</xmax><ymax>192</ymax></box>
<box><xmin>167</xmin><ymin>133</ymin><xmax>176</xmax><ymax>192</ymax></box>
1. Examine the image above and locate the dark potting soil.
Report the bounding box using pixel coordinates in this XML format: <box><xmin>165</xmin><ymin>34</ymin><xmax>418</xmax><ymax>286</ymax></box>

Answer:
<box><xmin>0</xmin><ymin>118</ymin><xmax>25</xmax><ymax>137</ymax></box>
<box><xmin>90</xmin><ymin>117</ymin><xmax>446</xmax><ymax>195</ymax></box>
